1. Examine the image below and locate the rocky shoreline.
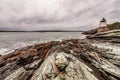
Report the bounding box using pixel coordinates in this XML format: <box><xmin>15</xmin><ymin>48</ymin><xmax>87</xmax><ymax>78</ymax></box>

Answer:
<box><xmin>84</xmin><ymin>29</ymin><xmax>120</xmax><ymax>44</ymax></box>
<box><xmin>0</xmin><ymin>39</ymin><xmax>120</xmax><ymax>80</ymax></box>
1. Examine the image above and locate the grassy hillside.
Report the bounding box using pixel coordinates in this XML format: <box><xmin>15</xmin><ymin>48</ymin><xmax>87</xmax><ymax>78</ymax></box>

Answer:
<box><xmin>109</xmin><ymin>22</ymin><xmax>120</xmax><ymax>30</ymax></box>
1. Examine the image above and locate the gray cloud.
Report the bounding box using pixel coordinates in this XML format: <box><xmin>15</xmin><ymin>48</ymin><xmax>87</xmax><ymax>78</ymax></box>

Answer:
<box><xmin>0</xmin><ymin>0</ymin><xmax>120</xmax><ymax>31</ymax></box>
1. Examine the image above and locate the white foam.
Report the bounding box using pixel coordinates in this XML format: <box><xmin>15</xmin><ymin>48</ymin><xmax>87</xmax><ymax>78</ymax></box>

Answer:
<box><xmin>0</xmin><ymin>48</ymin><xmax>10</xmax><ymax>55</ymax></box>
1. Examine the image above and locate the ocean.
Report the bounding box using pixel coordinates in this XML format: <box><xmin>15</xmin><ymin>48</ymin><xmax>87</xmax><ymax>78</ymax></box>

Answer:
<box><xmin>0</xmin><ymin>32</ymin><xmax>85</xmax><ymax>55</ymax></box>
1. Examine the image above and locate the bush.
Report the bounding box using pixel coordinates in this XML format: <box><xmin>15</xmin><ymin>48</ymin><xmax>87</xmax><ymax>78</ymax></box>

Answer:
<box><xmin>109</xmin><ymin>22</ymin><xmax>120</xmax><ymax>30</ymax></box>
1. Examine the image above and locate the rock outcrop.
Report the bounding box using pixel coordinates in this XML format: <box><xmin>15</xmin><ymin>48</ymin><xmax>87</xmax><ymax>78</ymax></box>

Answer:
<box><xmin>82</xmin><ymin>28</ymin><xmax>98</xmax><ymax>35</ymax></box>
<box><xmin>0</xmin><ymin>39</ymin><xmax>120</xmax><ymax>80</ymax></box>
<box><xmin>86</xmin><ymin>30</ymin><xmax>120</xmax><ymax>43</ymax></box>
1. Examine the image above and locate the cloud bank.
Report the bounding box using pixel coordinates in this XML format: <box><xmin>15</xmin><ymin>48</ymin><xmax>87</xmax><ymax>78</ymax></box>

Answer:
<box><xmin>0</xmin><ymin>0</ymin><xmax>120</xmax><ymax>30</ymax></box>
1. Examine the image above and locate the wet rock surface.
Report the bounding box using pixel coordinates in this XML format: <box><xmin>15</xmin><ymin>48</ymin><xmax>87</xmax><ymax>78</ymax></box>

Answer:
<box><xmin>0</xmin><ymin>39</ymin><xmax>120</xmax><ymax>80</ymax></box>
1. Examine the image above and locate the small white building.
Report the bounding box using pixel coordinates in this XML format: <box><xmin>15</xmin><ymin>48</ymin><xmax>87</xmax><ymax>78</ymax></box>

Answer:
<box><xmin>97</xmin><ymin>18</ymin><xmax>109</xmax><ymax>33</ymax></box>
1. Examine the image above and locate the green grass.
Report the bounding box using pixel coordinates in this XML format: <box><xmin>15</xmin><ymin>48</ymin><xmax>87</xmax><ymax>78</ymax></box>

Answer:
<box><xmin>109</xmin><ymin>22</ymin><xmax>120</xmax><ymax>30</ymax></box>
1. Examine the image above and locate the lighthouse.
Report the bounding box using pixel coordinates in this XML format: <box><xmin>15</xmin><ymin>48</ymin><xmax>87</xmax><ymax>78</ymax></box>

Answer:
<box><xmin>97</xmin><ymin>18</ymin><xmax>109</xmax><ymax>33</ymax></box>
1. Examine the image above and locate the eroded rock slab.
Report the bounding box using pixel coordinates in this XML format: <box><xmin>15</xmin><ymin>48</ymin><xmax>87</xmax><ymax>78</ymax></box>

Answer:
<box><xmin>0</xmin><ymin>39</ymin><xmax>119</xmax><ymax>80</ymax></box>
<box><xmin>31</xmin><ymin>52</ymin><xmax>98</xmax><ymax>80</ymax></box>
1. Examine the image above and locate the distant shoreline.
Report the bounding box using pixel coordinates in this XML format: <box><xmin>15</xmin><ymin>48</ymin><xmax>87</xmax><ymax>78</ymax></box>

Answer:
<box><xmin>0</xmin><ymin>30</ymin><xmax>84</xmax><ymax>32</ymax></box>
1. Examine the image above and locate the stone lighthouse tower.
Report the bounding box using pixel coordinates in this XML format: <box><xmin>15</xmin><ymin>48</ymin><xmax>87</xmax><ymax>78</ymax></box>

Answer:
<box><xmin>97</xmin><ymin>18</ymin><xmax>109</xmax><ymax>33</ymax></box>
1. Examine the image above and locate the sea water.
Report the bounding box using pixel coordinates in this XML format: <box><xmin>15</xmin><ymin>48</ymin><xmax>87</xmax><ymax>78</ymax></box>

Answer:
<box><xmin>0</xmin><ymin>32</ymin><xmax>85</xmax><ymax>55</ymax></box>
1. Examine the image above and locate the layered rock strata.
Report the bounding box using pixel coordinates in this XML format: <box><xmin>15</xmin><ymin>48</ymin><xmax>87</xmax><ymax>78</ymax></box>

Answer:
<box><xmin>0</xmin><ymin>39</ymin><xmax>120</xmax><ymax>80</ymax></box>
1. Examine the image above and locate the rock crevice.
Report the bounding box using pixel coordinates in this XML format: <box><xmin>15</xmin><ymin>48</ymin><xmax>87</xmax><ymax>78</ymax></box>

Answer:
<box><xmin>0</xmin><ymin>39</ymin><xmax>120</xmax><ymax>80</ymax></box>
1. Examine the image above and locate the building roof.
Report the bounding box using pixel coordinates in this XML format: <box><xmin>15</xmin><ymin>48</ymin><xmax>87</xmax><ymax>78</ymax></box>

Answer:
<box><xmin>100</xmin><ymin>18</ymin><xmax>107</xmax><ymax>22</ymax></box>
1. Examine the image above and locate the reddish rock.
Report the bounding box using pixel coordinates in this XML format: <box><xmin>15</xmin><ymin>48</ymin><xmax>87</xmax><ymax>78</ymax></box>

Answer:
<box><xmin>0</xmin><ymin>39</ymin><xmax>119</xmax><ymax>80</ymax></box>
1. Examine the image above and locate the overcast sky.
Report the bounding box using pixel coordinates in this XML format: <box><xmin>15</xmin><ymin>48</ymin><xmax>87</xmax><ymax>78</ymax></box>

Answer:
<box><xmin>0</xmin><ymin>0</ymin><xmax>120</xmax><ymax>31</ymax></box>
